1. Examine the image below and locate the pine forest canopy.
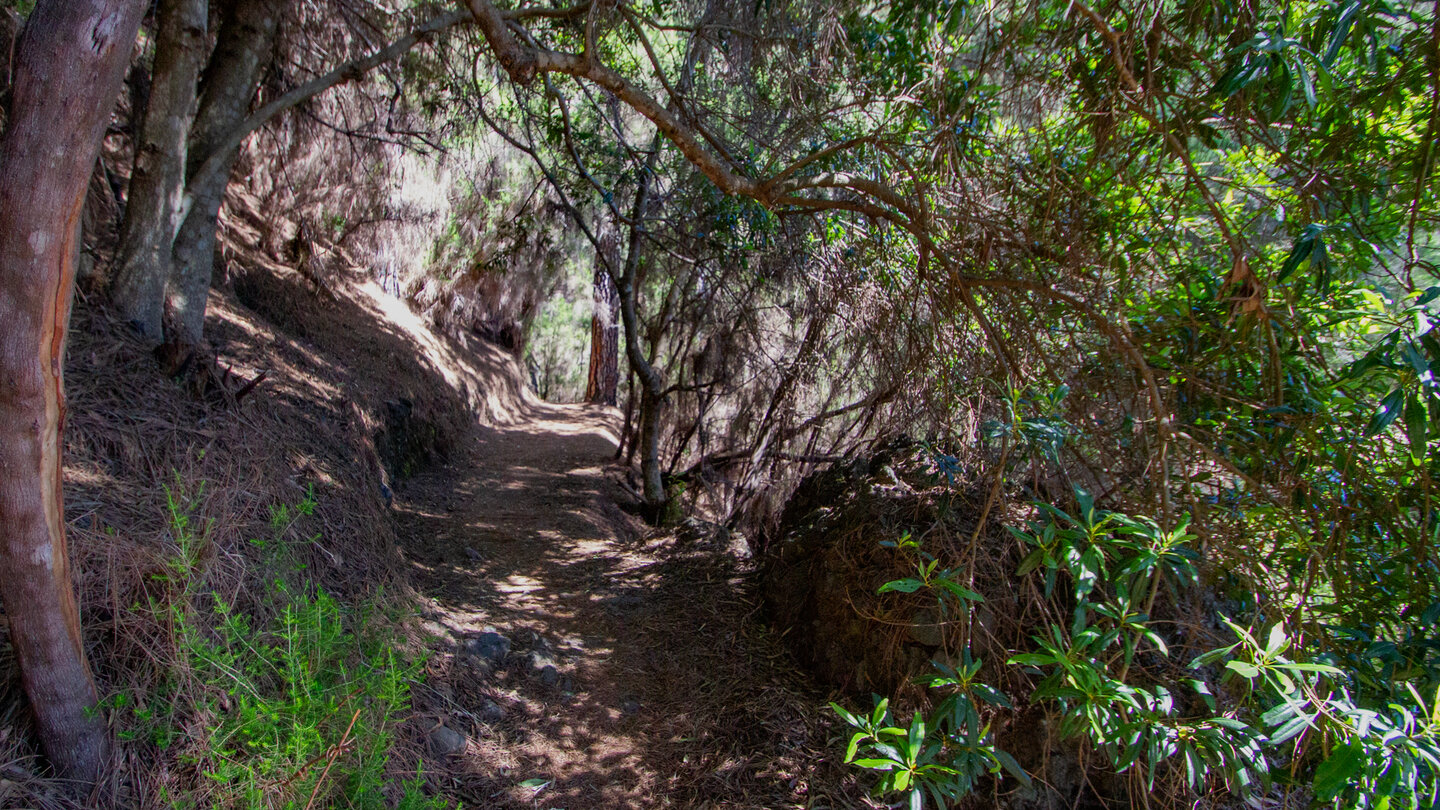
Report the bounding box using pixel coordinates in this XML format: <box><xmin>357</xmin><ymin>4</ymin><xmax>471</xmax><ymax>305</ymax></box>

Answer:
<box><xmin>0</xmin><ymin>0</ymin><xmax>1437</xmax><ymax>805</ymax></box>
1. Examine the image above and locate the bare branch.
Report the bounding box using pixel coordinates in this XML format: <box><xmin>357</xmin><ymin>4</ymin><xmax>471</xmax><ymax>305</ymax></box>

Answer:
<box><xmin>182</xmin><ymin>8</ymin><xmax>470</xmax><ymax>222</ymax></box>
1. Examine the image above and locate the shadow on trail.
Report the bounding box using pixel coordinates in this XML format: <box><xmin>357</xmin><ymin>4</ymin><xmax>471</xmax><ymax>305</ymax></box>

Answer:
<box><xmin>392</xmin><ymin>407</ymin><xmax>867</xmax><ymax>809</ymax></box>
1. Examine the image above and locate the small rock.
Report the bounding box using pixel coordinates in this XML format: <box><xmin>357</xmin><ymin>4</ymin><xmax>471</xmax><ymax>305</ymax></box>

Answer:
<box><xmin>427</xmin><ymin>724</ymin><xmax>467</xmax><ymax>756</ymax></box>
<box><xmin>621</xmin><ymin>698</ymin><xmax>641</xmax><ymax>716</ymax></box>
<box><xmin>478</xmin><ymin>699</ymin><xmax>506</xmax><ymax>724</ymax></box>
<box><xmin>602</xmin><ymin>593</ymin><xmax>644</xmax><ymax>614</ymax></box>
<box><xmin>528</xmin><ymin>651</ymin><xmax>560</xmax><ymax>686</ymax></box>
<box><xmin>907</xmin><ymin>608</ymin><xmax>945</xmax><ymax>647</ymax></box>
<box><xmin>464</xmin><ymin>546</ymin><xmax>483</xmax><ymax>562</ymax></box>
<box><xmin>464</xmin><ymin>631</ymin><xmax>510</xmax><ymax>664</ymax></box>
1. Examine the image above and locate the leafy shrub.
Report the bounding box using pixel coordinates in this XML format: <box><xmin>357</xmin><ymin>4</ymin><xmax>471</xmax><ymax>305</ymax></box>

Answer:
<box><xmin>834</xmin><ymin>490</ymin><xmax>1440</xmax><ymax>808</ymax></box>
<box><xmin>106</xmin><ymin>479</ymin><xmax>447</xmax><ymax>810</ymax></box>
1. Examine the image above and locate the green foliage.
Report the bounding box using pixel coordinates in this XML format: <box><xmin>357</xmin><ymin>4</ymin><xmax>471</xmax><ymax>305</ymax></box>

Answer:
<box><xmin>1198</xmin><ymin>618</ymin><xmax>1440</xmax><ymax>809</ymax></box>
<box><xmin>833</xmin><ymin>675</ymin><xmax>1026</xmax><ymax>810</ymax></box>
<box><xmin>832</xmin><ymin>537</ymin><xmax>1016</xmax><ymax>808</ymax></box>
<box><xmin>1007</xmin><ymin>500</ymin><xmax>1267</xmax><ymax>796</ymax></box>
<box><xmin>106</xmin><ymin>479</ymin><xmax>447</xmax><ymax>810</ymax></box>
<box><xmin>877</xmin><ymin>531</ymin><xmax>984</xmax><ymax>614</ymax></box>
<box><xmin>525</xmin><ymin>291</ymin><xmax>593</xmax><ymax>402</ymax></box>
<box><xmin>981</xmin><ymin>383</ymin><xmax>1073</xmax><ymax>464</ymax></box>
<box><xmin>837</xmin><ymin>493</ymin><xmax>1440</xmax><ymax>807</ymax></box>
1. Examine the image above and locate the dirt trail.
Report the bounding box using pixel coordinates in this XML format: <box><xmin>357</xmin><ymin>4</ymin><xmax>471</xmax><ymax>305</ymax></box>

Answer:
<box><xmin>392</xmin><ymin>401</ymin><xmax>861</xmax><ymax>809</ymax></box>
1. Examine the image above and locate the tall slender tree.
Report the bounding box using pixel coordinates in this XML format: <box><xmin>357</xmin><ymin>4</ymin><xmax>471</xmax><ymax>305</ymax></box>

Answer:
<box><xmin>167</xmin><ymin>0</ymin><xmax>280</xmax><ymax>347</ymax></box>
<box><xmin>584</xmin><ymin>224</ymin><xmax>621</xmax><ymax>405</ymax></box>
<box><xmin>108</xmin><ymin>0</ymin><xmax>208</xmax><ymax>342</ymax></box>
<box><xmin>0</xmin><ymin>0</ymin><xmax>146</xmax><ymax>785</ymax></box>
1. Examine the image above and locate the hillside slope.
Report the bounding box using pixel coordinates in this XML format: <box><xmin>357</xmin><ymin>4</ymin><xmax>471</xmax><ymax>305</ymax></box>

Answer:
<box><xmin>0</xmin><ymin>237</ymin><xmax>544</xmax><ymax>806</ymax></box>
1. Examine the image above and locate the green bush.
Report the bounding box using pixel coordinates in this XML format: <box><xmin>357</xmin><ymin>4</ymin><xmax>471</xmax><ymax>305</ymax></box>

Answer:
<box><xmin>834</xmin><ymin>490</ymin><xmax>1440</xmax><ymax>808</ymax></box>
<box><xmin>107</xmin><ymin>479</ymin><xmax>447</xmax><ymax>810</ymax></box>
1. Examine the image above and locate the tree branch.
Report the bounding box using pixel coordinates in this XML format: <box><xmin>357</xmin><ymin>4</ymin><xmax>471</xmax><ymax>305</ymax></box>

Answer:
<box><xmin>182</xmin><ymin>8</ymin><xmax>470</xmax><ymax>222</ymax></box>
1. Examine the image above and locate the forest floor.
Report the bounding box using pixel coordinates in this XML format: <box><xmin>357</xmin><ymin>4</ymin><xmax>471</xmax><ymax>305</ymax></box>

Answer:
<box><xmin>390</xmin><ymin>401</ymin><xmax>867</xmax><ymax>809</ymax></box>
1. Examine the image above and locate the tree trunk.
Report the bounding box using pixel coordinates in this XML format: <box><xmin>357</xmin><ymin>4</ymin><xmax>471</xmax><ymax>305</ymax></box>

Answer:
<box><xmin>636</xmin><ymin>382</ymin><xmax>665</xmax><ymax>508</ymax></box>
<box><xmin>167</xmin><ymin>0</ymin><xmax>279</xmax><ymax>347</ymax></box>
<box><xmin>170</xmin><ymin>5</ymin><xmax>463</xmax><ymax>347</ymax></box>
<box><xmin>613</xmin><ymin>149</ymin><xmax>667</xmax><ymax>514</ymax></box>
<box><xmin>584</xmin><ymin>226</ymin><xmax>621</xmax><ymax>406</ymax></box>
<box><xmin>0</xmin><ymin>0</ymin><xmax>145</xmax><ymax>785</ymax></box>
<box><xmin>108</xmin><ymin>0</ymin><xmax>207</xmax><ymax>343</ymax></box>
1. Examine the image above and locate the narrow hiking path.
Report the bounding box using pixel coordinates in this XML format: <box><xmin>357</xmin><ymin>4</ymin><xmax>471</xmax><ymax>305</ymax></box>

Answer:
<box><xmin>391</xmin><ymin>402</ymin><xmax>864</xmax><ymax>809</ymax></box>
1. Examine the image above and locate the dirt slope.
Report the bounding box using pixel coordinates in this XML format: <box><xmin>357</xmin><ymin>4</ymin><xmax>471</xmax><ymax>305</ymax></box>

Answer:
<box><xmin>392</xmin><ymin>401</ymin><xmax>867</xmax><ymax>809</ymax></box>
<box><xmin>0</xmin><ymin>231</ymin><xmax>862</xmax><ymax>807</ymax></box>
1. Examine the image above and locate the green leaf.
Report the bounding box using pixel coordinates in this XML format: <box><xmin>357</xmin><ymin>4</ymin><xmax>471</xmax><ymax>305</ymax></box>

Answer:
<box><xmin>1365</xmin><ymin>389</ymin><xmax>1405</xmax><ymax>436</ymax></box>
<box><xmin>1016</xmin><ymin>547</ymin><xmax>1046</xmax><ymax>576</ymax></box>
<box><xmin>1191</xmin><ymin>645</ymin><xmax>1238</xmax><ymax>668</ymax></box>
<box><xmin>973</xmin><ymin>684</ymin><xmax>1013</xmax><ymax>708</ymax></box>
<box><xmin>1323</xmin><ymin>0</ymin><xmax>1364</xmax><ymax>67</ymax></box>
<box><xmin>1187</xmin><ymin>678</ymin><xmax>1217</xmax><ymax>712</ymax></box>
<box><xmin>1008</xmin><ymin>653</ymin><xmax>1055</xmax><ymax>667</ymax></box>
<box><xmin>852</xmin><ymin>758</ymin><xmax>900</xmax><ymax>770</ymax></box>
<box><xmin>1226</xmin><ymin>660</ymin><xmax>1262</xmax><ymax>679</ymax></box>
<box><xmin>908</xmin><ymin>713</ymin><xmax>925</xmax><ymax>759</ymax></box>
<box><xmin>517</xmin><ymin>778</ymin><xmax>550</xmax><ymax>789</ymax></box>
<box><xmin>1405</xmin><ymin>393</ymin><xmax>1428</xmax><ymax>461</ymax></box>
<box><xmin>1268</xmin><ymin>714</ymin><xmax>1312</xmax><ymax>744</ymax></box>
<box><xmin>1183</xmin><ymin>744</ymin><xmax>1204</xmax><ymax>789</ymax></box>
<box><xmin>894</xmin><ymin>769</ymin><xmax>911</xmax><ymax>791</ymax></box>
<box><xmin>1265</xmin><ymin>623</ymin><xmax>1288</xmax><ymax>656</ymax></box>
<box><xmin>1298</xmin><ymin>64</ymin><xmax>1318</xmax><ymax>107</ymax></box>
<box><xmin>936</xmin><ymin>579</ymin><xmax>985</xmax><ymax>603</ymax></box>
<box><xmin>1210</xmin><ymin>717</ymin><xmax>1253</xmax><ymax>732</ymax></box>
<box><xmin>880</xmin><ymin>578</ymin><xmax>925</xmax><ymax>594</ymax></box>
<box><xmin>995</xmin><ymin>749</ymin><xmax>1032</xmax><ymax>787</ymax></box>
<box><xmin>1278</xmin><ymin>236</ymin><xmax>1316</xmax><ymax>281</ymax></box>
<box><xmin>1313</xmin><ymin>743</ymin><xmax>1366</xmax><ymax>799</ymax></box>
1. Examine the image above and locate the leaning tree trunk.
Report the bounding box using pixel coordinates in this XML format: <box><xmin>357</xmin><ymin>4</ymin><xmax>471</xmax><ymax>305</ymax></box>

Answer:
<box><xmin>108</xmin><ymin>0</ymin><xmax>207</xmax><ymax>343</ymax></box>
<box><xmin>584</xmin><ymin>226</ymin><xmax>621</xmax><ymax>406</ymax></box>
<box><xmin>0</xmin><ymin>0</ymin><xmax>145</xmax><ymax>786</ymax></box>
<box><xmin>169</xmin><ymin>5</ymin><xmax>464</xmax><ymax>347</ymax></box>
<box><xmin>168</xmin><ymin>0</ymin><xmax>279</xmax><ymax>347</ymax></box>
<box><xmin>613</xmin><ymin>151</ymin><xmax>667</xmax><ymax>514</ymax></box>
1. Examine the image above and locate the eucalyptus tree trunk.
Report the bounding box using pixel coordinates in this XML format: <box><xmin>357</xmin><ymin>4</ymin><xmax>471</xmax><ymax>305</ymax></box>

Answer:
<box><xmin>168</xmin><ymin>0</ymin><xmax>278</xmax><ymax>346</ymax></box>
<box><xmin>585</xmin><ymin>226</ymin><xmax>621</xmax><ymax>406</ymax></box>
<box><xmin>109</xmin><ymin>0</ymin><xmax>207</xmax><ymax>343</ymax></box>
<box><xmin>0</xmin><ymin>0</ymin><xmax>145</xmax><ymax>785</ymax></box>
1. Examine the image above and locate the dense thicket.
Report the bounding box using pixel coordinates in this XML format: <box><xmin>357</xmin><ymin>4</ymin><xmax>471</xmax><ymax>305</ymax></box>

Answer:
<box><xmin>0</xmin><ymin>0</ymin><xmax>1436</xmax><ymax>805</ymax></box>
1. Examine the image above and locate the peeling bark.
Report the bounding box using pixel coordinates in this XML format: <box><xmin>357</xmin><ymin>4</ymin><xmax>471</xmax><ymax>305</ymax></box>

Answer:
<box><xmin>584</xmin><ymin>226</ymin><xmax>621</xmax><ymax>406</ymax></box>
<box><xmin>0</xmin><ymin>0</ymin><xmax>145</xmax><ymax>785</ymax></box>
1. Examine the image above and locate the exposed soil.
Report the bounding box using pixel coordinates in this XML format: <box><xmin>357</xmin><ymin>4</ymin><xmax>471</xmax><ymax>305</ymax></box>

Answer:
<box><xmin>392</xmin><ymin>401</ymin><xmax>869</xmax><ymax>809</ymax></box>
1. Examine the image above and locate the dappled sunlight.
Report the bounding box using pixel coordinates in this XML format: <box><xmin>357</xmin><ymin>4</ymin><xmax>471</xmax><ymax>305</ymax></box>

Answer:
<box><xmin>389</xmin><ymin>399</ymin><xmax>839</xmax><ymax>808</ymax></box>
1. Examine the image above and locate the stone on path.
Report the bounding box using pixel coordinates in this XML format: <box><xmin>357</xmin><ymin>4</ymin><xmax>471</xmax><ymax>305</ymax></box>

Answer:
<box><xmin>478</xmin><ymin>699</ymin><xmax>506</xmax><ymax>725</ymax></box>
<box><xmin>427</xmin><ymin>724</ymin><xmax>468</xmax><ymax>756</ymax></box>
<box><xmin>527</xmin><ymin>650</ymin><xmax>560</xmax><ymax>686</ymax></box>
<box><xmin>464</xmin><ymin>630</ymin><xmax>511</xmax><ymax>665</ymax></box>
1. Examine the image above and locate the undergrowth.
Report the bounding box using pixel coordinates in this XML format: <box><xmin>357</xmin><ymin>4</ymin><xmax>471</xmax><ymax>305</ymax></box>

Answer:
<box><xmin>105</xmin><ymin>476</ymin><xmax>446</xmax><ymax>809</ymax></box>
<box><xmin>833</xmin><ymin>486</ymin><xmax>1440</xmax><ymax>809</ymax></box>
